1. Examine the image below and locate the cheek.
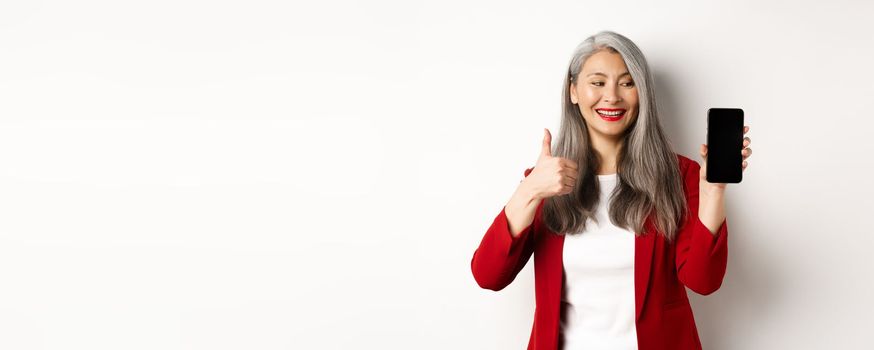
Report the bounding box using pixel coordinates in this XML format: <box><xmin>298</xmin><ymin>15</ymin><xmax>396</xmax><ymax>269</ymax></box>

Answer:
<box><xmin>581</xmin><ymin>88</ymin><xmax>600</xmax><ymax>105</ymax></box>
<box><xmin>626</xmin><ymin>89</ymin><xmax>639</xmax><ymax>106</ymax></box>
<box><xmin>623</xmin><ymin>90</ymin><xmax>640</xmax><ymax>112</ymax></box>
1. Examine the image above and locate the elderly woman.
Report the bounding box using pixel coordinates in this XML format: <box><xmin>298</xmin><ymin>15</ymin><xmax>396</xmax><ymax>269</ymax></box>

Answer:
<box><xmin>471</xmin><ymin>30</ymin><xmax>752</xmax><ymax>350</ymax></box>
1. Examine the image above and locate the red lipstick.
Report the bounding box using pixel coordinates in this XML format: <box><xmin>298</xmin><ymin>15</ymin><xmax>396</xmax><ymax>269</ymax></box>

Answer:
<box><xmin>595</xmin><ymin>108</ymin><xmax>626</xmax><ymax>122</ymax></box>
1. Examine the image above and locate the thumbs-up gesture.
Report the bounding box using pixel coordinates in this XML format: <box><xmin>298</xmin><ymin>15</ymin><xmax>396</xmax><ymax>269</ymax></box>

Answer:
<box><xmin>522</xmin><ymin>128</ymin><xmax>580</xmax><ymax>200</ymax></box>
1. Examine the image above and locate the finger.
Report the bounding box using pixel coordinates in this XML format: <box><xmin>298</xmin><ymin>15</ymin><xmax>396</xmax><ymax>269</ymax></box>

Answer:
<box><xmin>561</xmin><ymin>169</ymin><xmax>579</xmax><ymax>182</ymax></box>
<box><xmin>744</xmin><ymin>125</ymin><xmax>750</xmax><ymax>134</ymax></box>
<box><xmin>562</xmin><ymin>176</ymin><xmax>576</xmax><ymax>188</ymax></box>
<box><xmin>743</xmin><ymin>136</ymin><xmax>751</xmax><ymax>147</ymax></box>
<box><xmin>700</xmin><ymin>143</ymin><xmax>708</xmax><ymax>158</ymax></box>
<box><xmin>541</xmin><ymin>128</ymin><xmax>553</xmax><ymax>158</ymax></box>
<box><xmin>742</xmin><ymin>160</ymin><xmax>748</xmax><ymax>169</ymax></box>
<box><xmin>743</xmin><ymin>147</ymin><xmax>752</xmax><ymax>159</ymax></box>
<box><xmin>560</xmin><ymin>183</ymin><xmax>575</xmax><ymax>196</ymax></box>
<box><xmin>560</xmin><ymin>158</ymin><xmax>579</xmax><ymax>171</ymax></box>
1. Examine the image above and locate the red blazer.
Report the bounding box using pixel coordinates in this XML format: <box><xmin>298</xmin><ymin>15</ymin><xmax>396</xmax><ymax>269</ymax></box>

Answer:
<box><xmin>471</xmin><ymin>154</ymin><xmax>728</xmax><ymax>350</ymax></box>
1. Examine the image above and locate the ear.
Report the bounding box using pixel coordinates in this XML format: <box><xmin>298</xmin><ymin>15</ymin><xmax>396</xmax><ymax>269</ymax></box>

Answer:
<box><xmin>570</xmin><ymin>81</ymin><xmax>578</xmax><ymax>104</ymax></box>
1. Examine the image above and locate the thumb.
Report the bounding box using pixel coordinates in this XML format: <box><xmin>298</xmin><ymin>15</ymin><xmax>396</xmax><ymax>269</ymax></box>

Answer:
<box><xmin>540</xmin><ymin>128</ymin><xmax>552</xmax><ymax>159</ymax></box>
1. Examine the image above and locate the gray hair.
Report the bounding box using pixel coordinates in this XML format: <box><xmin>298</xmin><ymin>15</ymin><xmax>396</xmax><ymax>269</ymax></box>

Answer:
<box><xmin>544</xmin><ymin>30</ymin><xmax>688</xmax><ymax>243</ymax></box>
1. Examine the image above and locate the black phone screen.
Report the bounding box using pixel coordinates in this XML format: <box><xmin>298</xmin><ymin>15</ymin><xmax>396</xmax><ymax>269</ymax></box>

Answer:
<box><xmin>706</xmin><ymin>108</ymin><xmax>744</xmax><ymax>183</ymax></box>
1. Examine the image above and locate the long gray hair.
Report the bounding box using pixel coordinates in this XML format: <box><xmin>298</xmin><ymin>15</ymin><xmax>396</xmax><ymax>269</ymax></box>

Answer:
<box><xmin>544</xmin><ymin>30</ymin><xmax>688</xmax><ymax>243</ymax></box>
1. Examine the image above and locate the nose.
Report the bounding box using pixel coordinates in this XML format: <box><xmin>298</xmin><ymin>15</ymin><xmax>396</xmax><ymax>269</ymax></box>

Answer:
<box><xmin>603</xmin><ymin>85</ymin><xmax>622</xmax><ymax>103</ymax></box>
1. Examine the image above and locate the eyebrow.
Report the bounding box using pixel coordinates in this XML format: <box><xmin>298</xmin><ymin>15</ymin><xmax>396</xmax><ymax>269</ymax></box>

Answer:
<box><xmin>586</xmin><ymin>72</ymin><xmax>631</xmax><ymax>78</ymax></box>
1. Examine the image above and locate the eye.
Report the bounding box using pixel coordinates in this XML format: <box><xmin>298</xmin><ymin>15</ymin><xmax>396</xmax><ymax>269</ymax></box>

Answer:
<box><xmin>590</xmin><ymin>81</ymin><xmax>604</xmax><ymax>87</ymax></box>
<box><xmin>621</xmin><ymin>81</ymin><xmax>635</xmax><ymax>87</ymax></box>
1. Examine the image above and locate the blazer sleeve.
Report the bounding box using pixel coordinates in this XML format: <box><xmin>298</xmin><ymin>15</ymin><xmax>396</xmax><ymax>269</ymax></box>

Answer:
<box><xmin>674</xmin><ymin>158</ymin><xmax>729</xmax><ymax>295</ymax></box>
<box><xmin>470</xmin><ymin>167</ymin><xmax>542</xmax><ymax>291</ymax></box>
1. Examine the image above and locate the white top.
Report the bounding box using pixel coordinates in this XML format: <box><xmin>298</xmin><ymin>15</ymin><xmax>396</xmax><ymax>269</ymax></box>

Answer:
<box><xmin>560</xmin><ymin>173</ymin><xmax>638</xmax><ymax>350</ymax></box>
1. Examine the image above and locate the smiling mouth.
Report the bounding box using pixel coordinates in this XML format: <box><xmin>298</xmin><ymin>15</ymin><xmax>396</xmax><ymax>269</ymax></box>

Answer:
<box><xmin>595</xmin><ymin>108</ymin><xmax>626</xmax><ymax>121</ymax></box>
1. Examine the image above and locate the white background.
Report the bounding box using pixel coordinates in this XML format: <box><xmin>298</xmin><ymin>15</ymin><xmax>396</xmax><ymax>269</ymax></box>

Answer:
<box><xmin>1</xmin><ymin>0</ymin><xmax>872</xmax><ymax>349</ymax></box>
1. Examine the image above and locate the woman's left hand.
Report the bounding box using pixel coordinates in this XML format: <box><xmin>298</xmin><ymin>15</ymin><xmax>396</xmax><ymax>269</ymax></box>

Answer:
<box><xmin>698</xmin><ymin>126</ymin><xmax>752</xmax><ymax>234</ymax></box>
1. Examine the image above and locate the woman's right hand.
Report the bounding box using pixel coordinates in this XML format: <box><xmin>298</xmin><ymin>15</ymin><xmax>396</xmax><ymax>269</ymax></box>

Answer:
<box><xmin>521</xmin><ymin>128</ymin><xmax>579</xmax><ymax>200</ymax></box>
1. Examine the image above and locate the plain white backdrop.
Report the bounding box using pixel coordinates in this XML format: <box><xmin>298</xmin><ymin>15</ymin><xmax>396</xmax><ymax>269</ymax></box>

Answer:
<box><xmin>1</xmin><ymin>0</ymin><xmax>872</xmax><ymax>349</ymax></box>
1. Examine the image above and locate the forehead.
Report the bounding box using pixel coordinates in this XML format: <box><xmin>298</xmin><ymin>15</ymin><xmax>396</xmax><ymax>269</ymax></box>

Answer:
<box><xmin>581</xmin><ymin>50</ymin><xmax>629</xmax><ymax>75</ymax></box>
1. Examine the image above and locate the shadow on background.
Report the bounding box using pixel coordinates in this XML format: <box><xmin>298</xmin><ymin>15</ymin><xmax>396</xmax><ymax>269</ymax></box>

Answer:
<box><xmin>653</xmin><ymin>69</ymin><xmax>781</xmax><ymax>349</ymax></box>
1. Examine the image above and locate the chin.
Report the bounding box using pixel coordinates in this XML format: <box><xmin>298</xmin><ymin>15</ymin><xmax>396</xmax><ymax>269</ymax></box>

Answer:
<box><xmin>599</xmin><ymin>124</ymin><xmax>632</xmax><ymax>135</ymax></box>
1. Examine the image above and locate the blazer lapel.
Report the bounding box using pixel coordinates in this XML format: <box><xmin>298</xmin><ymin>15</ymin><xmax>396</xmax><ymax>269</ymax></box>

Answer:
<box><xmin>635</xmin><ymin>216</ymin><xmax>656</xmax><ymax>322</ymax></box>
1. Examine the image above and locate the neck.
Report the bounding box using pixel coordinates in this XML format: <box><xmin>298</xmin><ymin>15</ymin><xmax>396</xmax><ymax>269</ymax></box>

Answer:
<box><xmin>590</xmin><ymin>135</ymin><xmax>623</xmax><ymax>175</ymax></box>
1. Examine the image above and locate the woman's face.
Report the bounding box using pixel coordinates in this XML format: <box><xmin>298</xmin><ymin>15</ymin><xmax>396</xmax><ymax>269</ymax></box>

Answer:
<box><xmin>570</xmin><ymin>50</ymin><xmax>639</xmax><ymax>141</ymax></box>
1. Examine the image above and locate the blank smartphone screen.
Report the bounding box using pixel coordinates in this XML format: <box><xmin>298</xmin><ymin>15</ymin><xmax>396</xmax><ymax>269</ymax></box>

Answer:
<box><xmin>706</xmin><ymin>108</ymin><xmax>744</xmax><ymax>183</ymax></box>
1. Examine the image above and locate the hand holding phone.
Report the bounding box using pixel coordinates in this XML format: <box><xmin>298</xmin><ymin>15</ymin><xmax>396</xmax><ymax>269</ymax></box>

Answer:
<box><xmin>705</xmin><ymin>108</ymin><xmax>745</xmax><ymax>183</ymax></box>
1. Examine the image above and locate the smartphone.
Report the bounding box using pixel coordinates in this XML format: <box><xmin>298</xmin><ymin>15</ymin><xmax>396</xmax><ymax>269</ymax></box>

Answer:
<box><xmin>706</xmin><ymin>108</ymin><xmax>744</xmax><ymax>183</ymax></box>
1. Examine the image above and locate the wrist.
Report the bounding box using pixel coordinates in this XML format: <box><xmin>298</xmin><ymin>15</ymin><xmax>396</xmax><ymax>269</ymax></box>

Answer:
<box><xmin>700</xmin><ymin>181</ymin><xmax>727</xmax><ymax>198</ymax></box>
<box><xmin>515</xmin><ymin>183</ymin><xmax>540</xmax><ymax>205</ymax></box>
<box><xmin>698</xmin><ymin>202</ymin><xmax>725</xmax><ymax>235</ymax></box>
<box><xmin>698</xmin><ymin>214</ymin><xmax>725</xmax><ymax>235</ymax></box>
